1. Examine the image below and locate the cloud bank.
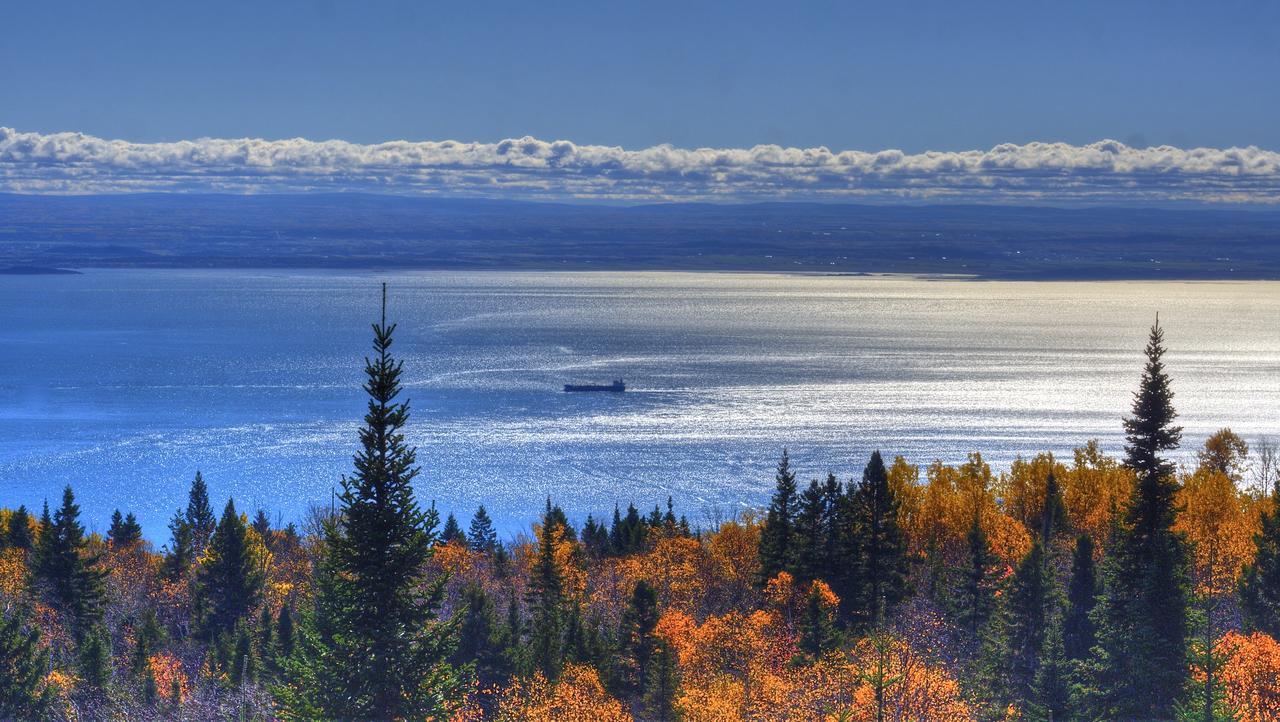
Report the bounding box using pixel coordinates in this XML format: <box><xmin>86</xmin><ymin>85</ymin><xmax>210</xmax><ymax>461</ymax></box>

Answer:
<box><xmin>2</xmin><ymin>127</ymin><xmax>1278</xmax><ymax>204</ymax></box>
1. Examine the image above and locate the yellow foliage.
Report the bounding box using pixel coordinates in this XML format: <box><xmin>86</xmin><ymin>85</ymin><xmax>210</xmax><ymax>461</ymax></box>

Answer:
<box><xmin>1061</xmin><ymin>441</ymin><xmax>1133</xmax><ymax>549</ymax></box>
<box><xmin>494</xmin><ymin>664</ymin><xmax>632</xmax><ymax>722</ymax></box>
<box><xmin>0</xmin><ymin>547</ymin><xmax>27</xmax><ymax>597</ymax></box>
<box><xmin>1176</xmin><ymin>468</ymin><xmax>1256</xmax><ymax>594</ymax></box>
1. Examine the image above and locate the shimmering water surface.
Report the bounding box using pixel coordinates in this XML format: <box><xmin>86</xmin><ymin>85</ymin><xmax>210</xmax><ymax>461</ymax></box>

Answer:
<box><xmin>2</xmin><ymin>270</ymin><xmax>1278</xmax><ymax>539</ymax></box>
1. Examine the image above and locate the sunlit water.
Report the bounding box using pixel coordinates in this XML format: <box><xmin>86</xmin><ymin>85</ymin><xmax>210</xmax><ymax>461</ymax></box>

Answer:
<box><xmin>2</xmin><ymin>270</ymin><xmax>1278</xmax><ymax>540</ymax></box>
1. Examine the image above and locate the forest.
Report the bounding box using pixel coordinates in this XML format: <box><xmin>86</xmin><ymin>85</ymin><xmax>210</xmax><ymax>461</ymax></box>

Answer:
<box><xmin>3</xmin><ymin>302</ymin><xmax>1280</xmax><ymax>721</ymax></box>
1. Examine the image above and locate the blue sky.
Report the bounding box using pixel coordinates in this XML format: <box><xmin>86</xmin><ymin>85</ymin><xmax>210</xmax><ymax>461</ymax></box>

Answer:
<box><xmin>2</xmin><ymin>0</ymin><xmax>1278</xmax><ymax>202</ymax></box>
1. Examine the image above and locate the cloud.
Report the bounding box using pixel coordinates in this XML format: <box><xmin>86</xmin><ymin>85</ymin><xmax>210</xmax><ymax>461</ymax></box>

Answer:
<box><xmin>1</xmin><ymin>127</ymin><xmax>1278</xmax><ymax>204</ymax></box>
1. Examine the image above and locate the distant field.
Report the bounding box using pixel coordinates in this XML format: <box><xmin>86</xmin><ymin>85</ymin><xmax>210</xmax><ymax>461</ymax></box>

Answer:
<box><xmin>2</xmin><ymin>194</ymin><xmax>1278</xmax><ymax>279</ymax></box>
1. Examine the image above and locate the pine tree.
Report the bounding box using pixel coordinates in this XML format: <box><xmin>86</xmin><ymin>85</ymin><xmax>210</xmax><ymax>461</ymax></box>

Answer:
<box><xmin>454</xmin><ymin>583</ymin><xmax>509</xmax><ymax>689</ymax></box>
<box><xmin>194</xmin><ymin>498</ymin><xmax>264</xmax><ymax>640</ymax></box>
<box><xmin>1092</xmin><ymin>318</ymin><xmax>1192</xmax><ymax>719</ymax></box>
<box><xmin>282</xmin><ymin>286</ymin><xmax>464</xmax><ymax>719</ymax></box>
<box><xmin>1026</xmin><ymin>614</ymin><xmax>1071</xmax><ymax>722</ymax></box>
<box><xmin>1239</xmin><ymin>479</ymin><xmax>1280</xmax><ymax>637</ymax></box>
<box><xmin>108</xmin><ymin>510</ymin><xmax>143</xmax><ymax>547</ymax></box>
<box><xmin>131</xmin><ymin>608</ymin><xmax>165</xmax><ymax>677</ymax></box>
<box><xmin>796</xmin><ymin>583</ymin><xmax>839</xmax><ymax>658</ymax></box>
<box><xmin>792</xmin><ymin>478</ymin><xmax>830</xmax><ymax>584</ymax></box>
<box><xmin>1038</xmin><ymin>471</ymin><xmax>1067</xmax><ymax>543</ymax></box>
<box><xmin>527</xmin><ymin>509</ymin><xmax>568</xmax><ymax>680</ymax></box>
<box><xmin>1062</xmin><ymin>534</ymin><xmax>1097</xmax><ymax>663</ymax></box>
<box><xmin>848</xmin><ymin>451</ymin><xmax>908</xmax><ymax>629</ymax></box>
<box><xmin>442</xmin><ymin>513</ymin><xmax>463</xmax><ymax>544</ymax></box>
<box><xmin>758</xmin><ymin>448</ymin><xmax>799</xmax><ymax>584</ymax></box>
<box><xmin>6</xmin><ymin>505</ymin><xmax>33</xmax><ymax>550</ymax></box>
<box><xmin>32</xmin><ymin>486</ymin><xmax>106</xmax><ymax>640</ymax></box>
<box><xmin>161</xmin><ymin>510</ymin><xmax>194</xmax><ymax>581</ymax></box>
<box><xmin>0</xmin><ymin>604</ymin><xmax>52</xmax><ymax>719</ymax></box>
<box><xmin>78</xmin><ymin>624</ymin><xmax>110</xmax><ymax>687</ymax></box>
<box><xmin>469</xmin><ymin>505</ymin><xmax>498</xmax><ymax>553</ymax></box>
<box><xmin>276</xmin><ymin>605</ymin><xmax>295</xmax><ymax>660</ymax></box>
<box><xmin>643</xmin><ymin>639</ymin><xmax>681</xmax><ymax>722</ymax></box>
<box><xmin>991</xmin><ymin>539</ymin><xmax>1054</xmax><ymax>705</ymax></box>
<box><xmin>185</xmin><ymin>471</ymin><xmax>217</xmax><ymax>555</ymax></box>
<box><xmin>622</xmin><ymin>580</ymin><xmax>660</xmax><ymax>693</ymax></box>
<box><xmin>251</xmin><ymin>509</ymin><xmax>272</xmax><ymax>545</ymax></box>
<box><xmin>230</xmin><ymin>623</ymin><xmax>257</xmax><ymax>687</ymax></box>
<box><xmin>956</xmin><ymin>513</ymin><xmax>996</xmax><ymax>642</ymax></box>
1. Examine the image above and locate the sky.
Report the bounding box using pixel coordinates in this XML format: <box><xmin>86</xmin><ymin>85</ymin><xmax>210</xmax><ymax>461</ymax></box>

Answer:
<box><xmin>2</xmin><ymin>0</ymin><xmax>1278</xmax><ymax>203</ymax></box>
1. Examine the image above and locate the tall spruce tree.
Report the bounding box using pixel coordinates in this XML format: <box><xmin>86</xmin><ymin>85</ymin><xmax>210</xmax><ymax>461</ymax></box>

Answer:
<box><xmin>280</xmin><ymin>285</ymin><xmax>464</xmax><ymax>719</ymax></box>
<box><xmin>989</xmin><ymin>539</ymin><xmax>1054</xmax><ymax>706</ymax></box>
<box><xmin>184</xmin><ymin>471</ymin><xmax>217</xmax><ymax>555</ymax></box>
<box><xmin>6</xmin><ymin>505</ymin><xmax>33</xmax><ymax>550</ymax></box>
<box><xmin>643</xmin><ymin>639</ymin><xmax>681</xmax><ymax>722</ymax></box>
<box><xmin>848</xmin><ymin>451</ymin><xmax>908</xmax><ymax>629</ymax></box>
<box><xmin>108</xmin><ymin>510</ymin><xmax>143</xmax><ymax>547</ymax></box>
<box><xmin>31</xmin><ymin>486</ymin><xmax>106</xmax><ymax>640</ymax></box>
<box><xmin>161</xmin><ymin>510</ymin><xmax>195</xmax><ymax>581</ymax></box>
<box><xmin>468</xmin><ymin>505</ymin><xmax>498</xmax><ymax>553</ymax></box>
<box><xmin>1239</xmin><ymin>478</ymin><xmax>1280</xmax><ymax>637</ymax></box>
<box><xmin>1026</xmin><ymin>614</ymin><xmax>1071</xmax><ymax>722</ymax></box>
<box><xmin>441</xmin><ymin>513</ymin><xmax>463</xmax><ymax>544</ymax></box>
<box><xmin>1062</xmin><ymin>534</ymin><xmax>1097</xmax><ymax>663</ymax></box>
<box><xmin>1038</xmin><ymin>471</ymin><xmax>1067</xmax><ymax>543</ymax></box>
<box><xmin>526</xmin><ymin>509</ymin><xmax>567</xmax><ymax>680</ymax></box>
<box><xmin>792</xmin><ymin>478</ymin><xmax>830</xmax><ymax>584</ymax></box>
<box><xmin>194</xmin><ymin>499</ymin><xmax>264</xmax><ymax>641</ymax></box>
<box><xmin>0</xmin><ymin>604</ymin><xmax>53</xmax><ymax>719</ymax></box>
<box><xmin>1091</xmin><ymin>318</ymin><xmax>1192</xmax><ymax>719</ymax></box>
<box><xmin>758</xmin><ymin>449</ymin><xmax>799</xmax><ymax>584</ymax></box>
<box><xmin>957</xmin><ymin>512</ymin><xmax>996</xmax><ymax>643</ymax></box>
<box><xmin>621</xmin><ymin>580</ymin><xmax>660</xmax><ymax>694</ymax></box>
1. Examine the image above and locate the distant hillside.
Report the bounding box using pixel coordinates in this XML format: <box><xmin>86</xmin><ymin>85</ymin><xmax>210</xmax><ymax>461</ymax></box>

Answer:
<box><xmin>1</xmin><ymin>193</ymin><xmax>1278</xmax><ymax>279</ymax></box>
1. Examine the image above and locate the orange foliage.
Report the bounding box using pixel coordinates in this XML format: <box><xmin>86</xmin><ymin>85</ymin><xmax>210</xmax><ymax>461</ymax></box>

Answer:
<box><xmin>1216</xmin><ymin>632</ymin><xmax>1280</xmax><ymax>722</ymax></box>
<box><xmin>1176</xmin><ymin>468</ymin><xmax>1256</xmax><ymax>594</ymax></box>
<box><xmin>1061</xmin><ymin>441</ymin><xmax>1133</xmax><ymax>548</ymax></box>
<box><xmin>150</xmin><ymin>652</ymin><xmax>189</xmax><ymax>703</ymax></box>
<box><xmin>494</xmin><ymin>664</ymin><xmax>632</xmax><ymax>722</ymax></box>
<box><xmin>0</xmin><ymin>547</ymin><xmax>26</xmax><ymax>597</ymax></box>
<box><xmin>999</xmin><ymin>453</ymin><xmax>1068</xmax><ymax>530</ymax></box>
<box><xmin>845</xmin><ymin>636</ymin><xmax>973</xmax><ymax>722</ymax></box>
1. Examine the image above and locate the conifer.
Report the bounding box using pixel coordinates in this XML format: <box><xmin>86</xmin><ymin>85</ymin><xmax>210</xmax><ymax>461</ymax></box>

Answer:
<box><xmin>622</xmin><ymin>580</ymin><xmax>660</xmax><ymax>693</ymax></box>
<box><xmin>442</xmin><ymin>512</ymin><xmax>463</xmax><ymax>544</ymax></box>
<box><xmin>957</xmin><ymin>512</ymin><xmax>996</xmax><ymax>642</ymax></box>
<box><xmin>848</xmin><ymin>451</ymin><xmax>908</xmax><ymax>629</ymax></box>
<box><xmin>1062</xmin><ymin>534</ymin><xmax>1097</xmax><ymax>662</ymax></box>
<box><xmin>1239</xmin><ymin>478</ymin><xmax>1280</xmax><ymax>637</ymax></box>
<box><xmin>194</xmin><ymin>498</ymin><xmax>264</xmax><ymax>640</ymax></box>
<box><xmin>6</xmin><ymin>505</ymin><xmax>33</xmax><ymax>550</ymax></box>
<box><xmin>796</xmin><ymin>583</ymin><xmax>839</xmax><ymax>658</ymax></box>
<box><xmin>185</xmin><ymin>471</ymin><xmax>217</xmax><ymax>554</ymax></box>
<box><xmin>282</xmin><ymin>286</ymin><xmax>464</xmax><ymax>719</ymax></box>
<box><xmin>643</xmin><ymin>639</ymin><xmax>681</xmax><ymax>722</ymax></box>
<box><xmin>758</xmin><ymin>448</ymin><xmax>799</xmax><ymax>584</ymax></box>
<box><xmin>1091</xmin><ymin>318</ymin><xmax>1192</xmax><ymax>718</ymax></box>
<box><xmin>526</xmin><ymin>509</ymin><xmax>567</xmax><ymax>680</ymax></box>
<box><xmin>0</xmin><ymin>604</ymin><xmax>52</xmax><ymax>719</ymax></box>
<box><xmin>469</xmin><ymin>504</ymin><xmax>498</xmax><ymax>552</ymax></box>
<box><xmin>78</xmin><ymin>624</ymin><xmax>111</xmax><ymax>687</ymax></box>
<box><xmin>32</xmin><ymin>486</ymin><xmax>106</xmax><ymax>639</ymax></box>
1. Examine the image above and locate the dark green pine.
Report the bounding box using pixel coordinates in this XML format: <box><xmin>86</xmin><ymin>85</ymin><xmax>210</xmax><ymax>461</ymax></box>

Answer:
<box><xmin>792</xmin><ymin>478</ymin><xmax>830</xmax><ymax>584</ymax></box>
<box><xmin>6</xmin><ymin>505</ymin><xmax>34</xmax><ymax>550</ymax></box>
<box><xmin>758</xmin><ymin>448</ymin><xmax>799</xmax><ymax>584</ymax></box>
<box><xmin>621</xmin><ymin>580</ymin><xmax>660</xmax><ymax>694</ymax></box>
<box><xmin>0</xmin><ymin>604</ymin><xmax>53</xmax><ymax>719</ymax></box>
<box><xmin>796</xmin><ymin>582</ymin><xmax>839</xmax><ymax>658</ymax></box>
<box><xmin>849</xmin><ymin>451</ymin><xmax>909</xmax><ymax>630</ymax></box>
<box><xmin>1038</xmin><ymin>470</ymin><xmax>1068</xmax><ymax>543</ymax></box>
<box><xmin>526</xmin><ymin>508</ymin><xmax>567</xmax><ymax>680</ymax></box>
<box><xmin>442</xmin><ymin>512</ymin><xmax>464</xmax><ymax>544</ymax></box>
<box><xmin>468</xmin><ymin>504</ymin><xmax>498</xmax><ymax>553</ymax></box>
<box><xmin>1062</xmin><ymin>534</ymin><xmax>1097</xmax><ymax>662</ymax></box>
<box><xmin>161</xmin><ymin>509</ymin><xmax>195</xmax><ymax>581</ymax></box>
<box><xmin>108</xmin><ymin>510</ymin><xmax>143</xmax><ymax>547</ymax></box>
<box><xmin>275</xmin><ymin>605</ymin><xmax>295</xmax><ymax>660</ymax></box>
<box><xmin>994</xmin><ymin>539</ymin><xmax>1054</xmax><ymax>705</ymax></box>
<box><xmin>31</xmin><ymin>486</ymin><xmax>106</xmax><ymax>641</ymax></box>
<box><xmin>642</xmin><ymin>638</ymin><xmax>680</xmax><ymax>722</ymax></box>
<box><xmin>1239</xmin><ymin>479</ymin><xmax>1280</xmax><ymax>637</ymax></box>
<box><xmin>184</xmin><ymin>470</ymin><xmax>217</xmax><ymax>554</ymax></box>
<box><xmin>1092</xmin><ymin>319</ymin><xmax>1192</xmax><ymax>719</ymax></box>
<box><xmin>194</xmin><ymin>498</ymin><xmax>264</xmax><ymax>641</ymax></box>
<box><xmin>285</xmin><ymin>285</ymin><xmax>465</xmax><ymax>719</ymax></box>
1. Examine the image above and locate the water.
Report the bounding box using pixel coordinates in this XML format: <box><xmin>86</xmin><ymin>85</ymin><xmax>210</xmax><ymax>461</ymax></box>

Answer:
<box><xmin>2</xmin><ymin>270</ymin><xmax>1278</xmax><ymax>540</ymax></box>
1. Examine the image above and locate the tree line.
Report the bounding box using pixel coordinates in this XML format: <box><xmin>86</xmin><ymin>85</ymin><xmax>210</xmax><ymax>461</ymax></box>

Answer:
<box><xmin>3</xmin><ymin>293</ymin><xmax>1280</xmax><ymax>720</ymax></box>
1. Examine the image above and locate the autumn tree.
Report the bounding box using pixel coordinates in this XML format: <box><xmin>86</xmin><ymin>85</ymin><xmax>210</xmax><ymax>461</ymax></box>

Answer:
<box><xmin>1091</xmin><ymin>318</ymin><xmax>1192</xmax><ymax>719</ymax></box>
<box><xmin>1240</xmin><ymin>476</ymin><xmax>1280</xmax><ymax>638</ymax></box>
<box><xmin>759</xmin><ymin>449</ymin><xmax>799</xmax><ymax>584</ymax></box>
<box><xmin>1198</xmin><ymin>428</ymin><xmax>1250</xmax><ymax>482</ymax></box>
<box><xmin>279</xmin><ymin>285</ymin><xmax>464</xmax><ymax>720</ymax></box>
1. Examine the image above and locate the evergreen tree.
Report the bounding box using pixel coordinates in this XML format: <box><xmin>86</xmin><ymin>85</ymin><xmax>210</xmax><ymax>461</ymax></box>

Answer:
<box><xmin>159</xmin><ymin>515</ymin><xmax>190</xmax><ymax>584</ymax></box>
<box><xmin>1026</xmin><ymin>614</ymin><xmax>1071</xmax><ymax>722</ymax></box>
<box><xmin>1239</xmin><ymin>478</ymin><xmax>1280</xmax><ymax>637</ymax></box>
<box><xmin>1062</xmin><ymin>535</ymin><xmax>1097</xmax><ymax>663</ymax></box>
<box><xmin>0</xmin><ymin>604</ymin><xmax>52</xmax><ymax>719</ymax></box>
<box><xmin>229</xmin><ymin>623</ymin><xmax>257</xmax><ymax>687</ymax></box>
<box><xmin>108</xmin><ymin>510</ymin><xmax>143</xmax><ymax>547</ymax></box>
<box><xmin>276</xmin><ymin>605</ymin><xmax>295</xmax><ymax>660</ymax></box>
<box><xmin>643</xmin><ymin>639</ymin><xmax>681</xmax><ymax>722</ymax></box>
<box><xmin>1091</xmin><ymin>319</ymin><xmax>1192</xmax><ymax>719</ymax></box>
<box><xmin>442</xmin><ymin>513</ymin><xmax>463</xmax><ymax>544</ymax></box>
<box><xmin>131</xmin><ymin>608</ymin><xmax>165</xmax><ymax>677</ymax></box>
<box><xmin>581</xmin><ymin>514</ymin><xmax>610</xmax><ymax>557</ymax></box>
<box><xmin>32</xmin><ymin>486</ymin><xmax>106</xmax><ymax>639</ymax></box>
<box><xmin>454</xmin><ymin>583</ymin><xmax>510</xmax><ymax>689</ymax></box>
<box><xmin>848</xmin><ymin>451</ymin><xmax>909</xmax><ymax>629</ymax></box>
<box><xmin>758</xmin><ymin>449</ymin><xmax>799</xmax><ymax>584</ymax></box>
<box><xmin>796</xmin><ymin>583</ymin><xmax>839</xmax><ymax>659</ymax></box>
<box><xmin>185</xmin><ymin>471</ymin><xmax>217</xmax><ymax>554</ymax></box>
<box><xmin>990</xmin><ymin>539</ymin><xmax>1054</xmax><ymax>706</ymax></box>
<box><xmin>251</xmin><ymin>509</ymin><xmax>272</xmax><ymax>545</ymax></box>
<box><xmin>526</xmin><ymin>509</ymin><xmax>567</xmax><ymax>680</ymax></box>
<box><xmin>194</xmin><ymin>498</ymin><xmax>264</xmax><ymax>640</ymax></box>
<box><xmin>282</xmin><ymin>286</ymin><xmax>464</xmax><ymax>719</ymax></box>
<box><xmin>78</xmin><ymin>625</ymin><xmax>110</xmax><ymax>687</ymax></box>
<box><xmin>6</xmin><ymin>505</ymin><xmax>33</xmax><ymax>550</ymax></box>
<box><xmin>792</xmin><ymin>478</ymin><xmax>831</xmax><ymax>584</ymax></box>
<box><xmin>956</xmin><ymin>513</ymin><xmax>996</xmax><ymax>642</ymax></box>
<box><xmin>1038</xmin><ymin>471</ymin><xmax>1067</xmax><ymax>543</ymax></box>
<box><xmin>621</xmin><ymin>580</ymin><xmax>660</xmax><ymax>693</ymax></box>
<box><xmin>468</xmin><ymin>504</ymin><xmax>498</xmax><ymax>553</ymax></box>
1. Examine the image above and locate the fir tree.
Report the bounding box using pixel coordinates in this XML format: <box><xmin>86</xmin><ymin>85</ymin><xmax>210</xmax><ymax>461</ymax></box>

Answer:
<box><xmin>622</xmin><ymin>580</ymin><xmax>660</xmax><ymax>693</ymax></box>
<box><xmin>108</xmin><ymin>510</ymin><xmax>143</xmax><ymax>547</ymax></box>
<box><xmin>468</xmin><ymin>505</ymin><xmax>498</xmax><ymax>553</ymax></box>
<box><xmin>1239</xmin><ymin>478</ymin><xmax>1280</xmax><ymax>637</ymax></box>
<box><xmin>797</xmin><ymin>583</ymin><xmax>839</xmax><ymax>659</ymax></box>
<box><xmin>643</xmin><ymin>639</ymin><xmax>681</xmax><ymax>722</ymax></box>
<box><xmin>956</xmin><ymin>513</ymin><xmax>996</xmax><ymax>642</ymax></box>
<box><xmin>526</xmin><ymin>508</ymin><xmax>568</xmax><ymax>680</ymax></box>
<box><xmin>282</xmin><ymin>286</ymin><xmax>464</xmax><ymax>719</ymax></box>
<box><xmin>185</xmin><ymin>471</ymin><xmax>217</xmax><ymax>554</ymax></box>
<box><xmin>6</xmin><ymin>505</ymin><xmax>33</xmax><ymax>550</ymax></box>
<box><xmin>581</xmin><ymin>514</ymin><xmax>610</xmax><ymax>557</ymax></box>
<box><xmin>848</xmin><ymin>451</ymin><xmax>909</xmax><ymax>629</ymax></box>
<box><xmin>276</xmin><ymin>605</ymin><xmax>295</xmax><ymax>660</ymax></box>
<box><xmin>251</xmin><ymin>509</ymin><xmax>272</xmax><ymax>545</ymax></box>
<box><xmin>758</xmin><ymin>448</ymin><xmax>799</xmax><ymax>584</ymax></box>
<box><xmin>442</xmin><ymin>513</ymin><xmax>463</xmax><ymax>544</ymax></box>
<box><xmin>229</xmin><ymin>623</ymin><xmax>257</xmax><ymax>687</ymax></box>
<box><xmin>161</xmin><ymin>510</ymin><xmax>194</xmax><ymax>581</ymax></box>
<box><xmin>990</xmin><ymin>539</ymin><xmax>1054</xmax><ymax>706</ymax></box>
<box><xmin>1062</xmin><ymin>535</ymin><xmax>1097</xmax><ymax>663</ymax></box>
<box><xmin>0</xmin><ymin>604</ymin><xmax>53</xmax><ymax>719</ymax></box>
<box><xmin>454</xmin><ymin>583</ymin><xmax>510</xmax><ymax>689</ymax></box>
<box><xmin>792</xmin><ymin>478</ymin><xmax>831</xmax><ymax>584</ymax></box>
<box><xmin>32</xmin><ymin>486</ymin><xmax>106</xmax><ymax>640</ymax></box>
<box><xmin>1038</xmin><ymin>471</ymin><xmax>1067</xmax><ymax>543</ymax></box>
<box><xmin>1026</xmin><ymin>614</ymin><xmax>1071</xmax><ymax>722</ymax></box>
<box><xmin>1091</xmin><ymin>318</ymin><xmax>1192</xmax><ymax>719</ymax></box>
<box><xmin>78</xmin><ymin>625</ymin><xmax>110</xmax><ymax>687</ymax></box>
<box><xmin>131</xmin><ymin>608</ymin><xmax>165</xmax><ymax>677</ymax></box>
<box><xmin>194</xmin><ymin>498</ymin><xmax>264</xmax><ymax>640</ymax></box>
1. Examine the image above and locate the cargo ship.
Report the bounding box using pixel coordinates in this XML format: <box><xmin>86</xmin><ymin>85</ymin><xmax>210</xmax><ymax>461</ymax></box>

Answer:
<box><xmin>563</xmin><ymin>379</ymin><xmax>626</xmax><ymax>393</ymax></box>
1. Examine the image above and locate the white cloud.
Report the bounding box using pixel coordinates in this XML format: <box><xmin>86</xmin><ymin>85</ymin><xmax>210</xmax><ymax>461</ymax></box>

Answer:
<box><xmin>1</xmin><ymin>127</ymin><xmax>1278</xmax><ymax>203</ymax></box>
